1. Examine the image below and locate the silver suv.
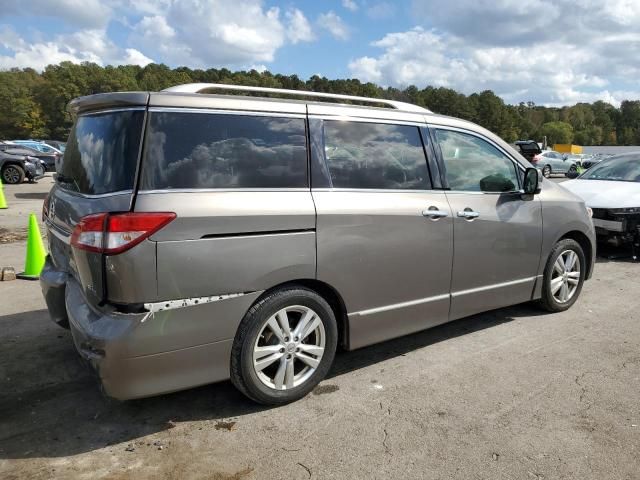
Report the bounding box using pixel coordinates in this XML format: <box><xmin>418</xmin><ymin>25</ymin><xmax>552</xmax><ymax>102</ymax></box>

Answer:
<box><xmin>40</xmin><ymin>84</ymin><xmax>596</xmax><ymax>405</ymax></box>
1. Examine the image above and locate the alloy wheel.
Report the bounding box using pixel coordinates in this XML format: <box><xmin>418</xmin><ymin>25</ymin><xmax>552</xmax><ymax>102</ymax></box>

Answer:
<box><xmin>550</xmin><ymin>249</ymin><xmax>581</xmax><ymax>303</ymax></box>
<box><xmin>252</xmin><ymin>305</ymin><xmax>326</xmax><ymax>390</ymax></box>
<box><xmin>3</xmin><ymin>166</ymin><xmax>21</xmax><ymax>184</ymax></box>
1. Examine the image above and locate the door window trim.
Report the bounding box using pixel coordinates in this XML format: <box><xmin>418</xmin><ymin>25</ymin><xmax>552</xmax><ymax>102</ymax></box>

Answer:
<box><xmin>428</xmin><ymin>125</ymin><xmax>525</xmax><ymax>194</ymax></box>
<box><xmin>309</xmin><ymin>117</ymin><xmax>436</xmax><ymax>192</ymax></box>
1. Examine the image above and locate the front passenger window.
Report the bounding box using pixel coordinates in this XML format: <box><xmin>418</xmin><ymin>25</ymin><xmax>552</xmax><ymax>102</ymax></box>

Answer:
<box><xmin>435</xmin><ymin>129</ymin><xmax>519</xmax><ymax>192</ymax></box>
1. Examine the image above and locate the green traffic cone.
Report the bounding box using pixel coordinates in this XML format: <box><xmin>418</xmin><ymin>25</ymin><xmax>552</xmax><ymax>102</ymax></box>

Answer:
<box><xmin>0</xmin><ymin>177</ymin><xmax>7</xmax><ymax>209</ymax></box>
<box><xmin>17</xmin><ymin>213</ymin><xmax>47</xmax><ymax>280</ymax></box>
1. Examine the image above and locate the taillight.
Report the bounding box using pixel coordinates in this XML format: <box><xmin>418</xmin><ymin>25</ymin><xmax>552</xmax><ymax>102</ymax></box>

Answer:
<box><xmin>71</xmin><ymin>212</ymin><xmax>176</xmax><ymax>255</ymax></box>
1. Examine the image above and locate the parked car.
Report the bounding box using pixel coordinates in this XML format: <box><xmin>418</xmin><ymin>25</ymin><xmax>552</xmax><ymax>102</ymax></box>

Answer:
<box><xmin>581</xmin><ymin>153</ymin><xmax>612</xmax><ymax>170</ymax></box>
<box><xmin>43</xmin><ymin>140</ymin><xmax>66</xmax><ymax>153</ymax></box>
<box><xmin>562</xmin><ymin>153</ymin><xmax>640</xmax><ymax>260</ymax></box>
<box><xmin>0</xmin><ymin>150</ymin><xmax>45</xmax><ymax>184</ymax></box>
<box><xmin>10</xmin><ymin>140</ymin><xmax>63</xmax><ymax>155</ymax></box>
<box><xmin>40</xmin><ymin>84</ymin><xmax>596</xmax><ymax>405</ymax></box>
<box><xmin>514</xmin><ymin>140</ymin><xmax>542</xmax><ymax>162</ymax></box>
<box><xmin>531</xmin><ymin>150</ymin><xmax>578</xmax><ymax>177</ymax></box>
<box><xmin>0</xmin><ymin>144</ymin><xmax>59</xmax><ymax>171</ymax></box>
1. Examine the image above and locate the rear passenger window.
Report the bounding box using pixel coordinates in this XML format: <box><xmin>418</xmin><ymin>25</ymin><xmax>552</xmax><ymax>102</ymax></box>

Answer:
<box><xmin>140</xmin><ymin>112</ymin><xmax>307</xmax><ymax>189</ymax></box>
<box><xmin>323</xmin><ymin>121</ymin><xmax>430</xmax><ymax>190</ymax></box>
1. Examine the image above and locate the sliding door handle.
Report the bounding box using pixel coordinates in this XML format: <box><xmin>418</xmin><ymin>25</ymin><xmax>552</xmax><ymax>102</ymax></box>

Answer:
<box><xmin>423</xmin><ymin>207</ymin><xmax>449</xmax><ymax>219</ymax></box>
<box><xmin>457</xmin><ymin>209</ymin><xmax>480</xmax><ymax>219</ymax></box>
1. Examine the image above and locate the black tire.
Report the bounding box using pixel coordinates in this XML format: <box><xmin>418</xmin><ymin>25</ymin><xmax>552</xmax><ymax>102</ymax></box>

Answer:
<box><xmin>538</xmin><ymin>238</ymin><xmax>586</xmax><ymax>312</ymax></box>
<box><xmin>2</xmin><ymin>164</ymin><xmax>25</xmax><ymax>184</ymax></box>
<box><xmin>230</xmin><ymin>287</ymin><xmax>338</xmax><ymax>405</ymax></box>
<box><xmin>568</xmin><ymin>164</ymin><xmax>577</xmax><ymax>173</ymax></box>
<box><xmin>542</xmin><ymin>165</ymin><xmax>552</xmax><ymax>178</ymax></box>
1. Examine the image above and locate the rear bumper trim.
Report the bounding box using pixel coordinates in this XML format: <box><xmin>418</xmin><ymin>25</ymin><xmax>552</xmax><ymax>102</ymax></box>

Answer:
<box><xmin>143</xmin><ymin>292</ymin><xmax>251</xmax><ymax>315</ymax></box>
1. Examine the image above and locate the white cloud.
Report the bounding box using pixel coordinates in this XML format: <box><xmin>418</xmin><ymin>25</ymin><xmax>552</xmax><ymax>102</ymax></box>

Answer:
<box><xmin>342</xmin><ymin>0</ymin><xmax>358</xmax><ymax>12</ymax></box>
<box><xmin>0</xmin><ymin>0</ymin><xmax>112</xmax><ymax>28</ymax></box>
<box><xmin>0</xmin><ymin>26</ymin><xmax>150</xmax><ymax>70</ymax></box>
<box><xmin>123</xmin><ymin>48</ymin><xmax>154</xmax><ymax>66</ymax></box>
<box><xmin>318</xmin><ymin>11</ymin><xmax>350</xmax><ymax>40</ymax></box>
<box><xmin>286</xmin><ymin>8</ymin><xmax>315</xmax><ymax>44</ymax></box>
<box><xmin>348</xmin><ymin>26</ymin><xmax>640</xmax><ymax>106</ymax></box>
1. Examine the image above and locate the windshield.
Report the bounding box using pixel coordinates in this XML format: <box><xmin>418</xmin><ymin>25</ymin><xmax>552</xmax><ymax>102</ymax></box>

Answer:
<box><xmin>58</xmin><ymin>110</ymin><xmax>144</xmax><ymax>194</ymax></box>
<box><xmin>580</xmin><ymin>155</ymin><xmax>640</xmax><ymax>182</ymax></box>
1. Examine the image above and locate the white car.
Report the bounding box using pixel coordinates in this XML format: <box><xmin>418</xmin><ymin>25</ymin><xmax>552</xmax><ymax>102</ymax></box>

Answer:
<box><xmin>562</xmin><ymin>153</ymin><xmax>640</xmax><ymax>259</ymax></box>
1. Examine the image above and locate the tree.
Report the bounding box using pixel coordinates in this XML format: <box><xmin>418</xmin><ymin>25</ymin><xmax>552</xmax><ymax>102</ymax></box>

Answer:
<box><xmin>540</xmin><ymin>121</ymin><xmax>574</xmax><ymax>145</ymax></box>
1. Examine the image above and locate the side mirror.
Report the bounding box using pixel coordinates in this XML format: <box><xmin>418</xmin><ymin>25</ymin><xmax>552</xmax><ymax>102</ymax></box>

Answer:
<box><xmin>523</xmin><ymin>167</ymin><xmax>541</xmax><ymax>195</ymax></box>
<box><xmin>565</xmin><ymin>170</ymin><xmax>580</xmax><ymax>179</ymax></box>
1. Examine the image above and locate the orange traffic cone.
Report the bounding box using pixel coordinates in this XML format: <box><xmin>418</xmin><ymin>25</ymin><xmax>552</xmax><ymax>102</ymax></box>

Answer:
<box><xmin>17</xmin><ymin>213</ymin><xmax>47</xmax><ymax>280</ymax></box>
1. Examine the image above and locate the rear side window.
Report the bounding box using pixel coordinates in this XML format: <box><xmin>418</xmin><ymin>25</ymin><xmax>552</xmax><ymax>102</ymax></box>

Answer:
<box><xmin>323</xmin><ymin>121</ymin><xmax>430</xmax><ymax>190</ymax></box>
<box><xmin>140</xmin><ymin>112</ymin><xmax>307</xmax><ymax>190</ymax></box>
<box><xmin>59</xmin><ymin>110</ymin><xmax>144</xmax><ymax>195</ymax></box>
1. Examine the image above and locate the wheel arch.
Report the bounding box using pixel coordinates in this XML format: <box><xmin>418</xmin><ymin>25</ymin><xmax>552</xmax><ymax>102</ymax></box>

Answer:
<box><xmin>558</xmin><ymin>230</ymin><xmax>594</xmax><ymax>279</ymax></box>
<box><xmin>250</xmin><ymin>279</ymin><xmax>349</xmax><ymax>350</ymax></box>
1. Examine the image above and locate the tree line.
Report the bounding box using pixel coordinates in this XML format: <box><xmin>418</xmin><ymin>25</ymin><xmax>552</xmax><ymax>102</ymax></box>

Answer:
<box><xmin>1</xmin><ymin>62</ymin><xmax>639</xmax><ymax>146</ymax></box>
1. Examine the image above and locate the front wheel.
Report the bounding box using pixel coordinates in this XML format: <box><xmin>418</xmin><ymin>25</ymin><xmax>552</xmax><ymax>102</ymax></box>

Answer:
<box><xmin>542</xmin><ymin>165</ymin><xmax>552</xmax><ymax>178</ymax></box>
<box><xmin>230</xmin><ymin>287</ymin><xmax>338</xmax><ymax>405</ymax></box>
<box><xmin>2</xmin><ymin>164</ymin><xmax>25</xmax><ymax>184</ymax></box>
<box><xmin>538</xmin><ymin>239</ymin><xmax>586</xmax><ymax>312</ymax></box>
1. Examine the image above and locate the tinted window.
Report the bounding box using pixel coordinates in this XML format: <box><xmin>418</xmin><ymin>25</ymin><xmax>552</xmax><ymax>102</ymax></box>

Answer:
<box><xmin>581</xmin><ymin>155</ymin><xmax>640</xmax><ymax>182</ymax></box>
<box><xmin>323</xmin><ymin>121</ymin><xmax>430</xmax><ymax>189</ymax></box>
<box><xmin>140</xmin><ymin>112</ymin><xmax>307</xmax><ymax>190</ymax></box>
<box><xmin>59</xmin><ymin>110</ymin><xmax>144</xmax><ymax>195</ymax></box>
<box><xmin>436</xmin><ymin>129</ymin><xmax>519</xmax><ymax>192</ymax></box>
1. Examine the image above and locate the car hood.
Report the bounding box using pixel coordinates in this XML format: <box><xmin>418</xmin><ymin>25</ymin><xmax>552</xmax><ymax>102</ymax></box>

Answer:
<box><xmin>561</xmin><ymin>179</ymin><xmax>640</xmax><ymax>208</ymax></box>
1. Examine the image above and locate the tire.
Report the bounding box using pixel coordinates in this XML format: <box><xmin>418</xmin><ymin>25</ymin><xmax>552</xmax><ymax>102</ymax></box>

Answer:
<box><xmin>230</xmin><ymin>286</ymin><xmax>338</xmax><ymax>405</ymax></box>
<box><xmin>568</xmin><ymin>164</ymin><xmax>577</xmax><ymax>173</ymax></box>
<box><xmin>542</xmin><ymin>165</ymin><xmax>552</xmax><ymax>178</ymax></box>
<box><xmin>538</xmin><ymin>239</ymin><xmax>586</xmax><ymax>312</ymax></box>
<box><xmin>2</xmin><ymin>164</ymin><xmax>25</xmax><ymax>184</ymax></box>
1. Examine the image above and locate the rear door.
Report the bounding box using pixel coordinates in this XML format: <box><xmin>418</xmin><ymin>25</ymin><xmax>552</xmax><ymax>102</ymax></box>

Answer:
<box><xmin>44</xmin><ymin>108</ymin><xmax>145</xmax><ymax>306</ymax></box>
<box><xmin>310</xmin><ymin>111</ymin><xmax>453</xmax><ymax>349</ymax></box>
<box><xmin>432</xmin><ymin>127</ymin><xmax>542</xmax><ymax>320</ymax></box>
<box><xmin>134</xmin><ymin>105</ymin><xmax>316</xmax><ymax>302</ymax></box>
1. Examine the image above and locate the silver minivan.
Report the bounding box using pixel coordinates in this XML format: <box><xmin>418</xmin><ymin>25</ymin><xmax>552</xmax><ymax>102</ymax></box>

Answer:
<box><xmin>40</xmin><ymin>84</ymin><xmax>596</xmax><ymax>405</ymax></box>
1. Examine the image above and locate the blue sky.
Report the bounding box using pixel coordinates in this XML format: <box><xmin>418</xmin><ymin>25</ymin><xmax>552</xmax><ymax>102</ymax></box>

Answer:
<box><xmin>1</xmin><ymin>0</ymin><xmax>639</xmax><ymax>106</ymax></box>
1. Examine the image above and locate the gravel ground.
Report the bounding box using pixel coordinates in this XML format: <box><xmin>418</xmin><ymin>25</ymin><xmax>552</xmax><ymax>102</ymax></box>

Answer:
<box><xmin>0</xmin><ymin>176</ymin><xmax>638</xmax><ymax>479</ymax></box>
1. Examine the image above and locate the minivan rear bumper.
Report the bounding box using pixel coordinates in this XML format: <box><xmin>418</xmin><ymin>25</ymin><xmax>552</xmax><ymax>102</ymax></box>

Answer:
<box><xmin>40</xmin><ymin>257</ymin><xmax>260</xmax><ymax>400</ymax></box>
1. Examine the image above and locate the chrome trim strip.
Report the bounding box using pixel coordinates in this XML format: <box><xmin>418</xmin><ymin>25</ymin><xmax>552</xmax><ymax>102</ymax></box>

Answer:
<box><xmin>78</xmin><ymin>107</ymin><xmax>145</xmax><ymax>117</ymax></box>
<box><xmin>46</xmin><ymin>223</ymin><xmax>71</xmax><ymax>243</ymax></box>
<box><xmin>137</xmin><ymin>188</ymin><xmax>310</xmax><ymax>194</ymax></box>
<box><xmin>308</xmin><ymin>114</ymin><xmax>427</xmax><ymax>128</ymax></box>
<box><xmin>451</xmin><ymin>276</ymin><xmax>537</xmax><ymax>298</ymax></box>
<box><xmin>147</xmin><ymin>107</ymin><xmax>306</xmax><ymax>119</ymax></box>
<box><xmin>55</xmin><ymin>188</ymin><xmax>134</xmax><ymax>199</ymax></box>
<box><xmin>349</xmin><ymin>294</ymin><xmax>450</xmax><ymax>317</ymax></box>
<box><xmin>311</xmin><ymin>188</ymin><xmax>445</xmax><ymax>194</ymax></box>
<box><xmin>143</xmin><ymin>292</ymin><xmax>250</xmax><ymax>318</ymax></box>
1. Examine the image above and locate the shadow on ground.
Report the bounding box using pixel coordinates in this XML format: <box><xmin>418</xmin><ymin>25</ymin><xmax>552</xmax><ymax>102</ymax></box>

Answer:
<box><xmin>13</xmin><ymin>192</ymin><xmax>48</xmax><ymax>200</ymax></box>
<box><xmin>0</xmin><ymin>302</ymin><xmax>546</xmax><ymax>460</ymax></box>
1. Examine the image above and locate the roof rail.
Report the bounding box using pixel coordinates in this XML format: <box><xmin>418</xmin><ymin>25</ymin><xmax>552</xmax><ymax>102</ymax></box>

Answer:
<box><xmin>161</xmin><ymin>83</ymin><xmax>431</xmax><ymax>113</ymax></box>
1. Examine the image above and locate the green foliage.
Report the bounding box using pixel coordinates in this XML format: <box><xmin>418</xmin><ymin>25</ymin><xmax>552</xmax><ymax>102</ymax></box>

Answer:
<box><xmin>0</xmin><ymin>62</ymin><xmax>638</xmax><ymax>145</ymax></box>
<box><xmin>540</xmin><ymin>121</ymin><xmax>574</xmax><ymax>145</ymax></box>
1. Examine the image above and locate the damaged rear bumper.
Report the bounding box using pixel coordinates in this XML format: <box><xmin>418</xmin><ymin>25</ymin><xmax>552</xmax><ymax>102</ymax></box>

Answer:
<box><xmin>40</xmin><ymin>257</ymin><xmax>262</xmax><ymax>400</ymax></box>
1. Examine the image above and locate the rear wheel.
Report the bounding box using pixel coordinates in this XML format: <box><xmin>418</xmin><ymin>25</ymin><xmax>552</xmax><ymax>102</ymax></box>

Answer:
<box><xmin>542</xmin><ymin>165</ymin><xmax>552</xmax><ymax>178</ymax></box>
<box><xmin>1</xmin><ymin>164</ymin><xmax>25</xmax><ymax>184</ymax></box>
<box><xmin>538</xmin><ymin>239</ymin><xmax>585</xmax><ymax>312</ymax></box>
<box><xmin>230</xmin><ymin>287</ymin><xmax>338</xmax><ymax>405</ymax></box>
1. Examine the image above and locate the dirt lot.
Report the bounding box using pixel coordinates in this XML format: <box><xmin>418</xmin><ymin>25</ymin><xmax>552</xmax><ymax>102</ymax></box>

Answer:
<box><xmin>0</xmin><ymin>177</ymin><xmax>639</xmax><ymax>479</ymax></box>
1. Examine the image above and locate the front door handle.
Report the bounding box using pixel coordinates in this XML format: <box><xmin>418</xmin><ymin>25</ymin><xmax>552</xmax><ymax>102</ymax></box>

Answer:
<box><xmin>423</xmin><ymin>206</ymin><xmax>449</xmax><ymax>220</ymax></box>
<box><xmin>457</xmin><ymin>209</ymin><xmax>480</xmax><ymax>219</ymax></box>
